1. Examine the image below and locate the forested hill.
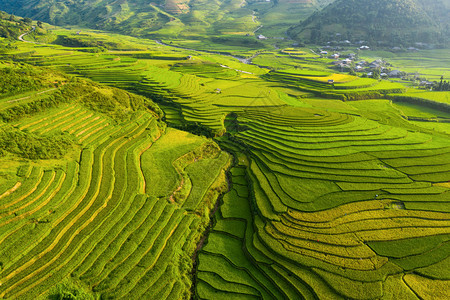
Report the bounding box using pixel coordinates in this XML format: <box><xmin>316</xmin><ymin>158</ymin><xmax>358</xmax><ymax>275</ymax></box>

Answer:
<box><xmin>288</xmin><ymin>0</ymin><xmax>450</xmax><ymax>46</ymax></box>
<box><xmin>0</xmin><ymin>0</ymin><xmax>326</xmax><ymax>39</ymax></box>
<box><xmin>0</xmin><ymin>11</ymin><xmax>31</xmax><ymax>40</ymax></box>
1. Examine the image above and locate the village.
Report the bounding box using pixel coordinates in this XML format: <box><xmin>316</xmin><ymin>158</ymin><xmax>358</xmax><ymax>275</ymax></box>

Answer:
<box><xmin>317</xmin><ymin>47</ymin><xmax>437</xmax><ymax>89</ymax></box>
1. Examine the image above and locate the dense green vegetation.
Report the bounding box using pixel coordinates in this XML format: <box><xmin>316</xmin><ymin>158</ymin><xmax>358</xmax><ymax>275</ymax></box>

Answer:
<box><xmin>289</xmin><ymin>0</ymin><xmax>450</xmax><ymax>46</ymax></box>
<box><xmin>0</xmin><ymin>11</ymin><xmax>30</xmax><ymax>40</ymax></box>
<box><xmin>0</xmin><ymin>0</ymin><xmax>319</xmax><ymax>49</ymax></box>
<box><xmin>0</xmin><ymin>7</ymin><xmax>448</xmax><ymax>300</ymax></box>
<box><xmin>0</xmin><ymin>123</ymin><xmax>75</xmax><ymax>159</ymax></box>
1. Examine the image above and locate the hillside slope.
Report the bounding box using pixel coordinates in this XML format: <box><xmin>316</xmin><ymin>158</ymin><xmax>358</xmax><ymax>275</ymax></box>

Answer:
<box><xmin>0</xmin><ymin>61</ymin><xmax>230</xmax><ymax>299</ymax></box>
<box><xmin>288</xmin><ymin>0</ymin><xmax>450</xmax><ymax>46</ymax></box>
<box><xmin>1</xmin><ymin>18</ymin><xmax>449</xmax><ymax>299</ymax></box>
<box><xmin>0</xmin><ymin>0</ymin><xmax>322</xmax><ymax>39</ymax></box>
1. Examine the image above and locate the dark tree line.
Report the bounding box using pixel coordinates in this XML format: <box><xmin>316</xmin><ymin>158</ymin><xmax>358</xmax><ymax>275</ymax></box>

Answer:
<box><xmin>433</xmin><ymin>76</ymin><xmax>450</xmax><ymax>91</ymax></box>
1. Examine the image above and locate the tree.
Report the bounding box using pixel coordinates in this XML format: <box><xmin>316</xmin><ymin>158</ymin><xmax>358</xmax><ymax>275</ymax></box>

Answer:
<box><xmin>438</xmin><ymin>75</ymin><xmax>444</xmax><ymax>91</ymax></box>
<box><xmin>37</xmin><ymin>20</ymin><xmax>43</xmax><ymax>28</ymax></box>
<box><xmin>372</xmin><ymin>68</ymin><xmax>381</xmax><ymax>80</ymax></box>
<box><xmin>22</xmin><ymin>17</ymin><xmax>32</xmax><ymax>24</ymax></box>
<box><xmin>310</xmin><ymin>28</ymin><xmax>321</xmax><ymax>44</ymax></box>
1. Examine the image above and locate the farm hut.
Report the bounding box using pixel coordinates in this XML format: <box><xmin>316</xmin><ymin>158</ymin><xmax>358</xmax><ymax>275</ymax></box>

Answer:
<box><xmin>342</xmin><ymin>58</ymin><xmax>352</xmax><ymax>64</ymax></box>
<box><xmin>388</xmin><ymin>70</ymin><xmax>402</xmax><ymax>77</ymax></box>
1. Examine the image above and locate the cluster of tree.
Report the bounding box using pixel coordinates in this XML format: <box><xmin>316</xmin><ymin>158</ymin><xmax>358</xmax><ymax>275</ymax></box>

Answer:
<box><xmin>0</xmin><ymin>124</ymin><xmax>75</xmax><ymax>159</ymax></box>
<box><xmin>0</xmin><ymin>42</ymin><xmax>17</xmax><ymax>53</ymax></box>
<box><xmin>59</xmin><ymin>78</ymin><xmax>163</xmax><ymax>120</ymax></box>
<box><xmin>433</xmin><ymin>76</ymin><xmax>450</xmax><ymax>91</ymax></box>
<box><xmin>52</xmin><ymin>35</ymin><xmax>113</xmax><ymax>51</ymax></box>
<box><xmin>211</xmin><ymin>36</ymin><xmax>265</xmax><ymax>49</ymax></box>
<box><xmin>0</xmin><ymin>11</ymin><xmax>31</xmax><ymax>39</ymax></box>
<box><xmin>0</xmin><ymin>93</ymin><xmax>67</xmax><ymax>122</ymax></box>
<box><xmin>171</xmin><ymin>122</ymin><xmax>216</xmax><ymax>138</ymax></box>
<box><xmin>0</xmin><ymin>65</ymin><xmax>50</xmax><ymax>96</ymax></box>
<box><xmin>47</xmin><ymin>280</ymin><xmax>94</xmax><ymax>300</ymax></box>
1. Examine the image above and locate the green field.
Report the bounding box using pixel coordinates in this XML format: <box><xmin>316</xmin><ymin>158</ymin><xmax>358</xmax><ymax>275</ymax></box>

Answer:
<box><xmin>0</xmin><ymin>24</ymin><xmax>449</xmax><ymax>300</ymax></box>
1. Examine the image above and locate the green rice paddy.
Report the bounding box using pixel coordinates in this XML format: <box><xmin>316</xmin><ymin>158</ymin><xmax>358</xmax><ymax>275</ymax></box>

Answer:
<box><xmin>0</xmin><ymin>27</ymin><xmax>449</xmax><ymax>299</ymax></box>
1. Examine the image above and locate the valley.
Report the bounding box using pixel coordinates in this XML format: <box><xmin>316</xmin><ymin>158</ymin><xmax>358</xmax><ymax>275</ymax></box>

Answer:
<box><xmin>0</xmin><ymin>2</ymin><xmax>449</xmax><ymax>299</ymax></box>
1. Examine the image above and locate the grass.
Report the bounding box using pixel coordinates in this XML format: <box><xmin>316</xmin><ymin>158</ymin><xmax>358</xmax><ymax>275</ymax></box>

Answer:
<box><xmin>141</xmin><ymin>128</ymin><xmax>207</xmax><ymax>198</ymax></box>
<box><xmin>404</xmin><ymin>273</ymin><xmax>450</xmax><ymax>299</ymax></box>
<box><xmin>397</xmin><ymin>90</ymin><xmax>450</xmax><ymax>105</ymax></box>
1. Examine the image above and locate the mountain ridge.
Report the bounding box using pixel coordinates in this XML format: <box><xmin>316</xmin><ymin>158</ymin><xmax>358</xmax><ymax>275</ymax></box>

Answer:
<box><xmin>288</xmin><ymin>0</ymin><xmax>450</xmax><ymax>46</ymax></box>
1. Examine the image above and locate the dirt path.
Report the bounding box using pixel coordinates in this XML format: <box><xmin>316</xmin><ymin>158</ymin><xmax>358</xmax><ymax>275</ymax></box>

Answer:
<box><xmin>6</xmin><ymin>88</ymin><xmax>57</xmax><ymax>104</ymax></box>
<box><xmin>18</xmin><ymin>26</ymin><xmax>36</xmax><ymax>43</ymax></box>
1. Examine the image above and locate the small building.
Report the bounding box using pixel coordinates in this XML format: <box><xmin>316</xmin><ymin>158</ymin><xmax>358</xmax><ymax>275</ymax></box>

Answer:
<box><xmin>342</xmin><ymin>58</ymin><xmax>352</xmax><ymax>64</ymax></box>
<box><xmin>257</xmin><ymin>34</ymin><xmax>267</xmax><ymax>40</ymax></box>
<box><xmin>320</xmin><ymin>50</ymin><xmax>328</xmax><ymax>55</ymax></box>
<box><xmin>388</xmin><ymin>70</ymin><xmax>402</xmax><ymax>77</ymax></box>
<box><xmin>419</xmin><ymin>81</ymin><xmax>433</xmax><ymax>88</ymax></box>
<box><xmin>328</xmin><ymin>79</ymin><xmax>334</xmax><ymax>84</ymax></box>
<box><xmin>330</xmin><ymin>53</ymin><xmax>340</xmax><ymax>59</ymax></box>
<box><xmin>360</xmin><ymin>45</ymin><xmax>370</xmax><ymax>50</ymax></box>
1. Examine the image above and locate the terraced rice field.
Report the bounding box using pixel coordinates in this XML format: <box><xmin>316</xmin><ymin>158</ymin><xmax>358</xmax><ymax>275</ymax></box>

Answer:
<box><xmin>197</xmin><ymin>106</ymin><xmax>450</xmax><ymax>299</ymax></box>
<box><xmin>2</xmin><ymin>30</ymin><xmax>450</xmax><ymax>299</ymax></box>
<box><xmin>0</xmin><ymin>81</ymin><xmax>230</xmax><ymax>298</ymax></box>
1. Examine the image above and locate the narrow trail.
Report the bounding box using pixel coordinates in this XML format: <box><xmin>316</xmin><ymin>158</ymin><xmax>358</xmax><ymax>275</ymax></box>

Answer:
<box><xmin>18</xmin><ymin>26</ymin><xmax>37</xmax><ymax>43</ymax></box>
<box><xmin>252</xmin><ymin>11</ymin><xmax>257</xmax><ymax>23</ymax></box>
<box><xmin>6</xmin><ymin>88</ymin><xmax>57</xmax><ymax>104</ymax></box>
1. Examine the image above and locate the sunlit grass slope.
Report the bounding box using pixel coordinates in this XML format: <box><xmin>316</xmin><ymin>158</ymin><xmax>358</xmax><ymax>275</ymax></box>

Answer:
<box><xmin>0</xmin><ymin>62</ymin><xmax>230</xmax><ymax>299</ymax></box>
